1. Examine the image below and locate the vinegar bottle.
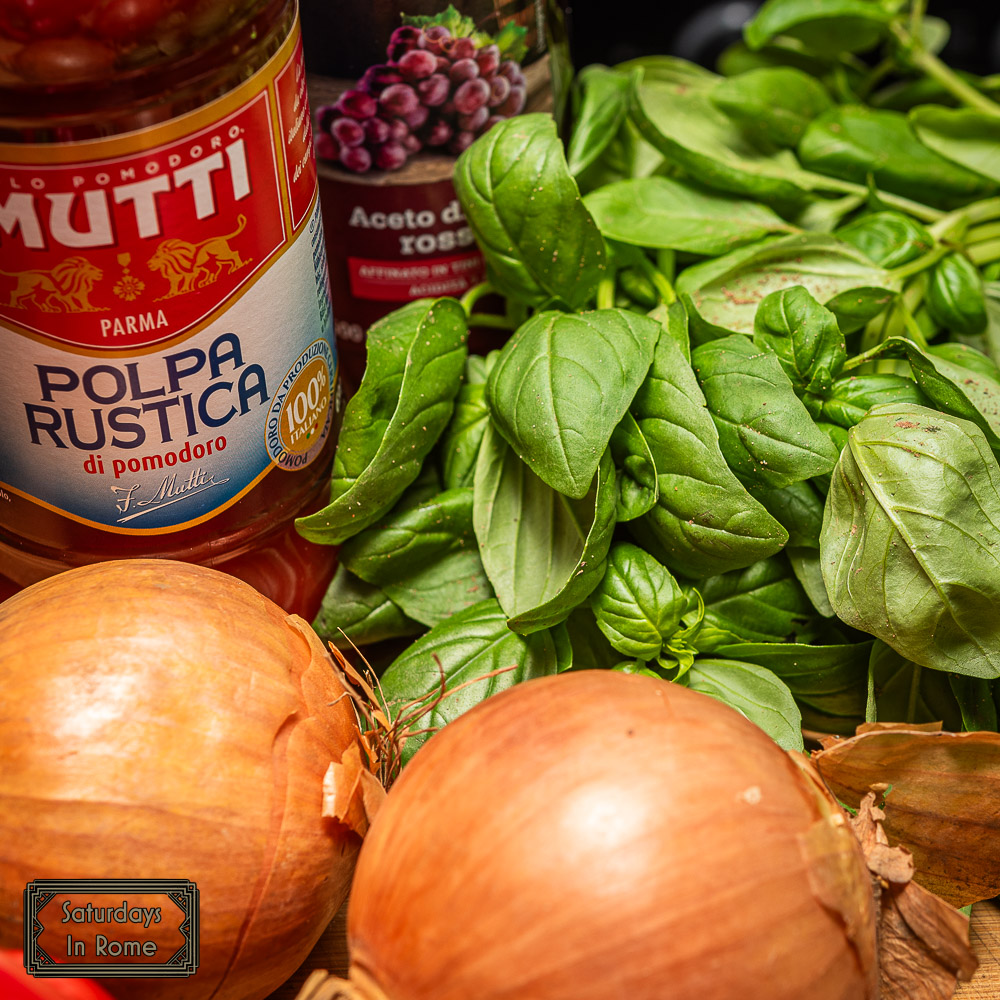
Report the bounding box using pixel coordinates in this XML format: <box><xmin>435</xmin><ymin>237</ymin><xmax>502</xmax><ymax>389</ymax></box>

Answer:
<box><xmin>299</xmin><ymin>0</ymin><xmax>572</xmax><ymax>390</ymax></box>
<box><xmin>0</xmin><ymin>0</ymin><xmax>342</xmax><ymax>618</ymax></box>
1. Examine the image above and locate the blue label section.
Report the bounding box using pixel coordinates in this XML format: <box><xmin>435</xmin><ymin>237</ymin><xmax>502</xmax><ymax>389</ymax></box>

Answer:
<box><xmin>0</xmin><ymin>203</ymin><xmax>336</xmax><ymax>533</ymax></box>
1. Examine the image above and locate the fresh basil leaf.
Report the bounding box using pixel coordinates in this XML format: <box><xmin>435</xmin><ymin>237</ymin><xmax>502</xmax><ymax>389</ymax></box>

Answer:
<box><xmin>910</xmin><ymin>105</ymin><xmax>1000</xmax><ymax>184</ymax></box>
<box><xmin>792</xmin><ymin>192</ymin><xmax>868</xmax><ymax>234</ymax></box>
<box><xmin>380</xmin><ymin>598</ymin><xmax>562</xmax><ymax>764</ymax></box>
<box><xmin>821</xmin><ymin>404</ymin><xmax>1000</xmax><ymax>679</ymax></box>
<box><xmin>384</xmin><ymin>463</ymin><xmax>445</xmax><ymax>517</ymax></box>
<box><xmin>618</xmin><ymin>265</ymin><xmax>659</xmax><ymax>308</ymax></box>
<box><xmin>567</xmin><ymin>64</ymin><xmax>633</xmax><ymax>177</ymax></box>
<box><xmin>584</xmin><ymin>176</ymin><xmax>795</xmax><ymax>255</ymax></box>
<box><xmin>870</xmin><ymin>72</ymin><xmax>992</xmax><ymax>112</ymax></box>
<box><xmin>676</xmin><ymin>235</ymin><xmax>784</xmax><ymax>298</ymax></box>
<box><xmin>677</xmin><ymin>233</ymin><xmax>899</xmax><ymax>335</ymax></box>
<box><xmin>659</xmin><ymin>590</ymin><xmax>706</xmax><ymax>676</ymax></box>
<box><xmin>787</xmin><ymin>545</ymin><xmax>836</xmax><ymax>617</ymax></box>
<box><xmin>926</xmin><ymin>342</ymin><xmax>1000</xmax><ymax>382</ymax></box>
<box><xmin>948</xmin><ymin>675</ymin><xmax>999</xmax><ymax>731</ymax></box>
<box><xmin>744</xmin><ymin>0</ymin><xmax>891</xmax><ymax>57</ymax></box>
<box><xmin>925</xmin><ymin>253</ymin><xmax>988</xmax><ymax>336</ymax></box>
<box><xmin>297</xmin><ymin>298</ymin><xmax>467</xmax><ymax>545</ymax></box>
<box><xmin>823</xmin><ymin>286</ymin><xmax>899</xmax><ymax>335</ymax></box>
<box><xmin>629</xmin><ymin>74</ymin><xmax>818</xmax><ymax>205</ymax></box>
<box><xmin>860</xmin><ymin>336</ymin><xmax>1000</xmax><ymax>451</ymax></box>
<box><xmin>756</xmin><ymin>481</ymin><xmax>825</xmax><ymax>548</ymax></box>
<box><xmin>439</xmin><ymin>357</ymin><xmax>490</xmax><ymax>490</ymax></box>
<box><xmin>835</xmin><ymin>210</ymin><xmax>934</xmax><ymax>268</ymax></box>
<box><xmin>576</xmin><ymin>115</ymin><xmax>667</xmax><ymax>192</ymax></box>
<box><xmin>718</xmin><ymin>38</ymin><xmax>842</xmax><ymax>80</ymax></box>
<box><xmin>589</xmin><ymin>542</ymin><xmax>686</xmax><ymax>660</ymax></box>
<box><xmin>616</xmin><ymin>54</ymin><xmax>720</xmax><ymax>88</ymax></box>
<box><xmin>753</xmin><ymin>285</ymin><xmax>847</xmax><ymax>395</ymax></box>
<box><xmin>711</xmin><ymin>67</ymin><xmax>833</xmax><ymax>148</ymax></box>
<box><xmin>712</xmin><ymin>640</ymin><xmax>871</xmax><ymax>729</ymax></box>
<box><xmin>811</xmin><ymin>421</ymin><xmax>849</xmax><ymax>494</ymax></box>
<box><xmin>339</xmin><ymin>488</ymin><xmax>492</xmax><ymax>628</ymax></box>
<box><xmin>818</xmin><ymin>372</ymin><xmax>929</xmax><ymax>428</ymax></box>
<box><xmin>868</xmin><ymin>640</ymin><xmax>963</xmax><ymax>729</ymax></box>
<box><xmin>486</xmin><ymin>308</ymin><xmax>659</xmax><ymax>498</ymax></box>
<box><xmin>312</xmin><ymin>564</ymin><xmax>423</xmax><ymax>650</ymax></box>
<box><xmin>965</xmin><ymin>282</ymin><xmax>1000</xmax><ymax>368</ymax></box>
<box><xmin>529</xmin><ymin>620</ymin><xmax>563</xmax><ymax>677</ymax></box>
<box><xmin>564</xmin><ymin>604</ymin><xmax>623</xmax><ymax>670</ymax></box>
<box><xmin>816</xmin><ymin>421</ymin><xmax>850</xmax><ymax>450</ymax></box>
<box><xmin>627</xmin><ymin>332</ymin><xmax>788</xmax><ymax>578</ymax></box>
<box><xmin>473</xmin><ymin>423</ymin><xmax>616</xmax><ymax>634</ymax></box>
<box><xmin>662</xmin><ymin>298</ymin><xmax>692</xmax><ymax>362</ymax></box>
<box><xmin>915</xmin><ymin>15</ymin><xmax>951</xmax><ymax>56</ymax></box>
<box><xmin>692</xmin><ymin>556</ymin><xmax>823</xmax><ymax>651</ymax></box>
<box><xmin>453</xmin><ymin>113</ymin><xmax>607</xmax><ymax>309</ymax></box>
<box><xmin>693</xmin><ymin>334</ymin><xmax>839</xmax><ymax>490</ymax></box>
<box><xmin>686</xmin><ymin>658</ymin><xmax>804</xmax><ymax>750</ymax></box>
<box><xmin>610</xmin><ymin>411</ymin><xmax>659</xmax><ymax>521</ymax></box>
<box><xmin>798</xmin><ymin>105</ymin><xmax>996</xmax><ymax>209</ymax></box>
<box><xmin>682</xmin><ymin>292</ymin><xmax>744</xmax><ymax>348</ymax></box>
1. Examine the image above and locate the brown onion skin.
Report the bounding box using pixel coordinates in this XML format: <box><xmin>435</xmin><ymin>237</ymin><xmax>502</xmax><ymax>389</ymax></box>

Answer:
<box><xmin>0</xmin><ymin>560</ymin><xmax>362</xmax><ymax>1000</ymax></box>
<box><xmin>345</xmin><ymin>670</ymin><xmax>876</xmax><ymax>1000</ymax></box>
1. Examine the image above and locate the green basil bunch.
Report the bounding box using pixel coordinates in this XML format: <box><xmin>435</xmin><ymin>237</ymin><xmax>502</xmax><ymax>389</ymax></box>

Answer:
<box><xmin>303</xmin><ymin>0</ymin><xmax>1000</xmax><ymax>756</ymax></box>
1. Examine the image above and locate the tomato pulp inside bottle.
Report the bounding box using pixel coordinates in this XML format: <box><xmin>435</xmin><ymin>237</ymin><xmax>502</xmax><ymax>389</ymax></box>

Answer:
<box><xmin>0</xmin><ymin>0</ymin><xmax>341</xmax><ymax>620</ymax></box>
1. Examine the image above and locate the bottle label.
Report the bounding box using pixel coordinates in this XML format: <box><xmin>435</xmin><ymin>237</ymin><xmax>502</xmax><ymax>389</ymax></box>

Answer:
<box><xmin>322</xmin><ymin>174</ymin><xmax>486</xmax><ymax>353</ymax></box>
<box><xmin>305</xmin><ymin>0</ymin><xmax>554</xmax><ymax>383</ymax></box>
<box><xmin>0</xmin><ymin>26</ymin><xmax>337</xmax><ymax>534</ymax></box>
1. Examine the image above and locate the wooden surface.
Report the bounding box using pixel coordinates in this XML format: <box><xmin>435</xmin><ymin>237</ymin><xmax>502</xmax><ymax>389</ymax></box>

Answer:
<box><xmin>267</xmin><ymin>901</ymin><xmax>349</xmax><ymax>999</ymax></box>
<box><xmin>269</xmin><ymin>898</ymin><xmax>1000</xmax><ymax>999</ymax></box>
<box><xmin>957</xmin><ymin>901</ymin><xmax>1000</xmax><ymax>998</ymax></box>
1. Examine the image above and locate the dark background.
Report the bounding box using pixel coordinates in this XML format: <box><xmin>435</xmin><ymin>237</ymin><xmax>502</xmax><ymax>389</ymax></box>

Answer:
<box><xmin>300</xmin><ymin>1</ymin><xmax>1000</xmax><ymax>79</ymax></box>
<box><xmin>564</xmin><ymin>0</ymin><xmax>1000</xmax><ymax>75</ymax></box>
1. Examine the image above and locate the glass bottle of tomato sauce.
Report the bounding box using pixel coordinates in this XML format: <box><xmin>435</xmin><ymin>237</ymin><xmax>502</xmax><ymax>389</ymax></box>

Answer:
<box><xmin>0</xmin><ymin>0</ymin><xmax>342</xmax><ymax>619</ymax></box>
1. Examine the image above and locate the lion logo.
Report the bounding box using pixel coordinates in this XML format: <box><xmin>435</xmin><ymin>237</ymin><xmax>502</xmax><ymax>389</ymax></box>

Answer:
<box><xmin>0</xmin><ymin>257</ymin><xmax>105</xmax><ymax>312</ymax></box>
<box><xmin>148</xmin><ymin>215</ymin><xmax>252</xmax><ymax>300</ymax></box>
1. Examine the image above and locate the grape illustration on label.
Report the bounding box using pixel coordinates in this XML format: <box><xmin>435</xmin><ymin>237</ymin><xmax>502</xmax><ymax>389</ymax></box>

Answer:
<box><xmin>315</xmin><ymin>5</ymin><xmax>529</xmax><ymax>173</ymax></box>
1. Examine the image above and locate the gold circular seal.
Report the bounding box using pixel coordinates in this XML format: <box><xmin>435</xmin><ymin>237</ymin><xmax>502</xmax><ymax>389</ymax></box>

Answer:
<box><xmin>277</xmin><ymin>355</ymin><xmax>331</xmax><ymax>456</ymax></box>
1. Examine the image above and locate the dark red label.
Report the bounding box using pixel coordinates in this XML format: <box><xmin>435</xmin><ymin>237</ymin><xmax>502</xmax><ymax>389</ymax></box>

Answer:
<box><xmin>347</xmin><ymin>249</ymin><xmax>485</xmax><ymax>301</ymax></box>
<box><xmin>274</xmin><ymin>36</ymin><xmax>318</xmax><ymax>231</ymax></box>
<box><xmin>318</xmin><ymin>166</ymin><xmax>488</xmax><ymax>384</ymax></box>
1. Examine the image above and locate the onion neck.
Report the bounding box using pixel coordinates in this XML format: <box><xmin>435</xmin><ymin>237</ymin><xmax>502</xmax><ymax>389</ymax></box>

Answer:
<box><xmin>295</xmin><ymin>967</ymin><xmax>390</xmax><ymax>1000</ymax></box>
<box><xmin>346</xmin><ymin>966</ymin><xmax>392</xmax><ymax>1000</ymax></box>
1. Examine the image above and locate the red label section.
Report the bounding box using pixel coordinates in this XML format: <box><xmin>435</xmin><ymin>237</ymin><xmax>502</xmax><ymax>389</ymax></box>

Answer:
<box><xmin>0</xmin><ymin>95</ymin><xmax>285</xmax><ymax>350</ymax></box>
<box><xmin>274</xmin><ymin>36</ymin><xmax>318</xmax><ymax>231</ymax></box>
<box><xmin>347</xmin><ymin>250</ymin><xmax>485</xmax><ymax>301</ymax></box>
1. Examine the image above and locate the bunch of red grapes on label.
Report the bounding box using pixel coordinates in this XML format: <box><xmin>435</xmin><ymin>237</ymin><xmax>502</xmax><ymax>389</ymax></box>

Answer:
<box><xmin>315</xmin><ymin>22</ymin><xmax>528</xmax><ymax>173</ymax></box>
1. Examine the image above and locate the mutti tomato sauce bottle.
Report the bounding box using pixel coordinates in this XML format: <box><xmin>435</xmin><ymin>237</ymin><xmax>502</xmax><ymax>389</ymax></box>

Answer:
<box><xmin>0</xmin><ymin>0</ymin><xmax>343</xmax><ymax>618</ymax></box>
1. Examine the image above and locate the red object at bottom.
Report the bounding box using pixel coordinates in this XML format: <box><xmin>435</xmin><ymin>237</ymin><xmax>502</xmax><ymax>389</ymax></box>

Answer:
<box><xmin>0</xmin><ymin>950</ymin><xmax>113</xmax><ymax>1000</ymax></box>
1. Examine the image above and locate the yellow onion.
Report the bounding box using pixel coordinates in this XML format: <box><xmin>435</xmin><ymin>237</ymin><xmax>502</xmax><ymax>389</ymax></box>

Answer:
<box><xmin>0</xmin><ymin>560</ymin><xmax>364</xmax><ymax>1000</ymax></box>
<box><xmin>335</xmin><ymin>670</ymin><xmax>879</xmax><ymax>1000</ymax></box>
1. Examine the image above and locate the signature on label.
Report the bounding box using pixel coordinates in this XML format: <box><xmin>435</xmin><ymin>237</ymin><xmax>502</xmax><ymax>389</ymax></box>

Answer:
<box><xmin>112</xmin><ymin>467</ymin><xmax>231</xmax><ymax>523</ymax></box>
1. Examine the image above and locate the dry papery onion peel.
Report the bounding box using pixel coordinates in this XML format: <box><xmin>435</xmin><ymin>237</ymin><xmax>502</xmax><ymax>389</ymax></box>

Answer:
<box><xmin>814</xmin><ymin>722</ymin><xmax>1000</xmax><ymax>909</ymax></box>
<box><xmin>296</xmin><ymin>666</ymin><xmax>988</xmax><ymax>1000</ymax></box>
